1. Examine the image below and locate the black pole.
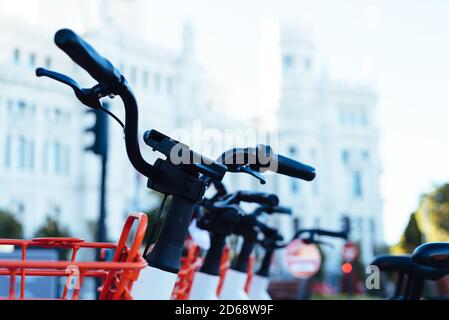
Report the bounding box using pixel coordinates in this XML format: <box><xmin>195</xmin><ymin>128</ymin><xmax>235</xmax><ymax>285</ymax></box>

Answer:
<box><xmin>94</xmin><ymin>153</ymin><xmax>107</xmax><ymax>298</ymax></box>
<box><xmin>87</xmin><ymin>103</ymin><xmax>109</xmax><ymax>299</ymax></box>
<box><xmin>96</xmin><ymin>154</ymin><xmax>108</xmax><ymax>244</ymax></box>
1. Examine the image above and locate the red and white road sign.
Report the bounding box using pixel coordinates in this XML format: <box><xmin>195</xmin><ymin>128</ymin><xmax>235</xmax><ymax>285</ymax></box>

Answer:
<box><xmin>343</xmin><ymin>242</ymin><xmax>359</xmax><ymax>262</ymax></box>
<box><xmin>285</xmin><ymin>239</ymin><xmax>322</xmax><ymax>279</ymax></box>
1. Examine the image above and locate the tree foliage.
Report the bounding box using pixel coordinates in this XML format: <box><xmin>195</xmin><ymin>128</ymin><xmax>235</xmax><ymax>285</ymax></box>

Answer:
<box><xmin>34</xmin><ymin>216</ymin><xmax>70</xmax><ymax>238</ymax></box>
<box><xmin>0</xmin><ymin>210</ymin><xmax>23</xmax><ymax>238</ymax></box>
<box><xmin>391</xmin><ymin>212</ymin><xmax>423</xmax><ymax>254</ymax></box>
<box><xmin>34</xmin><ymin>216</ymin><xmax>71</xmax><ymax>260</ymax></box>
<box><xmin>415</xmin><ymin>183</ymin><xmax>449</xmax><ymax>242</ymax></box>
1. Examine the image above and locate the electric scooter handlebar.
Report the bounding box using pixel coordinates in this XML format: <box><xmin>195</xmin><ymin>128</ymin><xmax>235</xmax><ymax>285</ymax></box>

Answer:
<box><xmin>54</xmin><ymin>28</ymin><xmax>122</xmax><ymax>88</ymax></box>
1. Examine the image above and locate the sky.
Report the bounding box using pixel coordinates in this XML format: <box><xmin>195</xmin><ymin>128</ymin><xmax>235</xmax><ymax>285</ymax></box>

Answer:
<box><xmin>122</xmin><ymin>0</ymin><xmax>449</xmax><ymax>244</ymax></box>
<box><xmin>4</xmin><ymin>0</ymin><xmax>449</xmax><ymax>244</ymax></box>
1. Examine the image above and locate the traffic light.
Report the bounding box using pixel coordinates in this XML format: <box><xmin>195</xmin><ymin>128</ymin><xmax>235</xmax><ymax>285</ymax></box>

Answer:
<box><xmin>342</xmin><ymin>262</ymin><xmax>353</xmax><ymax>274</ymax></box>
<box><xmin>85</xmin><ymin>106</ymin><xmax>108</xmax><ymax>158</ymax></box>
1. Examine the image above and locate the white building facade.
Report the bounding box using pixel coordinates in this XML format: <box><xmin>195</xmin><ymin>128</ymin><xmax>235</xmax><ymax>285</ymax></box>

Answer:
<box><xmin>0</xmin><ymin>2</ymin><xmax>383</xmax><ymax>282</ymax></box>
<box><xmin>0</xmin><ymin>6</ymin><xmax>240</xmax><ymax>240</ymax></box>
<box><xmin>274</xmin><ymin>23</ymin><xmax>383</xmax><ymax>272</ymax></box>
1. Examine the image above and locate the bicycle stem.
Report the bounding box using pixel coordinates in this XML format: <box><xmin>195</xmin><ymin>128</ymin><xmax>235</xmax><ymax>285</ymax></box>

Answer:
<box><xmin>200</xmin><ymin>234</ymin><xmax>227</xmax><ymax>275</ymax></box>
<box><xmin>146</xmin><ymin>195</ymin><xmax>196</xmax><ymax>273</ymax></box>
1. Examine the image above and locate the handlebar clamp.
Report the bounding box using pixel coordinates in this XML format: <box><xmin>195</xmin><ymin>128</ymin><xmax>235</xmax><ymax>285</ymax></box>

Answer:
<box><xmin>144</xmin><ymin>129</ymin><xmax>227</xmax><ymax>181</ymax></box>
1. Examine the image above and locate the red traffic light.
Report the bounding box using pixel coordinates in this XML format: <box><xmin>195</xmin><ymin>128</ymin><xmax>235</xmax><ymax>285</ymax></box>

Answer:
<box><xmin>342</xmin><ymin>262</ymin><xmax>353</xmax><ymax>274</ymax></box>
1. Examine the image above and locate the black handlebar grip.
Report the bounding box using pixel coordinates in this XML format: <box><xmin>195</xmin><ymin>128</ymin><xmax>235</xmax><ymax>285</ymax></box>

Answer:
<box><xmin>237</xmin><ymin>191</ymin><xmax>279</xmax><ymax>206</ymax></box>
<box><xmin>316</xmin><ymin>230</ymin><xmax>348</xmax><ymax>240</ymax></box>
<box><xmin>54</xmin><ymin>29</ymin><xmax>122</xmax><ymax>87</ymax></box>
<box><xmin>275</xmin><ymin>154</ymin><xmax>316</xmax><ymax>181</ymax></box>
<box><xmin>270</xmin><ymin>206</ymin><xmax>292</xmax><ymax>214</ymax></box>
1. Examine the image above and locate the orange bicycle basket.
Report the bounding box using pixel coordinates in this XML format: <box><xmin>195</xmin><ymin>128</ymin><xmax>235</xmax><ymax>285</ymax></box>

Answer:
<box><xmin>171</xmin><ymin>238</ymin><xmax>202</xmax><ymax>300</ymax></box>
<box><xmin>0</xmin><ymin>212</ymin><xmax>148</xmax><ymax>300</ymax></box>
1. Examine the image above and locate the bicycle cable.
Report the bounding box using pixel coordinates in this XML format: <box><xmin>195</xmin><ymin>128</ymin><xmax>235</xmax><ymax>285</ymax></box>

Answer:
<box><xmin>143</xmin><ymin>194</ymin><xmax>168</xmax><ymax>258</ymax></box>
<box><xmin>99</xmin><ymin>104</ymin><xmax>125</xmax><ymax>128</ymax></box>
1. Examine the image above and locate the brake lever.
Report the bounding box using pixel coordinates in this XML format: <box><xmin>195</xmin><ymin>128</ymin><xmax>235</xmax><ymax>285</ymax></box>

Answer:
<box><xmin>36</xmin><ymin>67</ymin><xmax>102</xmax><ymax>109</ymax></box>
<box><xmin>237</xmin><ymin>166</ymin><xmax>266</xmax><ymax>184</ymax></box>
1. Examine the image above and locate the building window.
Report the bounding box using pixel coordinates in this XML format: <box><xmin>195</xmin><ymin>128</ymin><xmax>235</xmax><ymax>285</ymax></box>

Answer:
<box><xmin>45</xmin><ymin>57</ymin><xmax>52</xmax><ymax>68</ymax></box>
<box><xmin>13</xmin><ymin>48</ymin><xmax>20</xmax><ymax>64</ymax></box>
<box><xmin>341</xmin><ymin>149</ymin><xmax>350</xmax><ymax>164</ymax></box>
<box><xmin>130</xmin><ymin>66</ymin><xmax>137</xmax><ymax>84</ymax></box>
<box><xmin>369</xmin><ymin>217</ymin><xmax>376</xmax><ymax>235</ymax></box>
<box><xmin>54</xmin><ymin>142</ymin><xmax>61</xmax><ymax>174</ymax></box>
<box><xmin>352</xmin><ymin>171</ymin><xmax>363</xmax><ymax>197</ymax></box>
<box><xmin>360</xmin><ymin>110</ymin><xmax>368</xmax><ymax>126</ymax></box>
<box><xmin>143</xmin><ymin>70</ymin><xmax>149</xmax><ymax>88</ymax></box>
<box><xmin>63</xmin><ymin>146</ymin><xmax>70</xmax><ymax>174</ymax></box>
<box><xmin>18</xmin><ymin>100</ymin><xmax>26</xmax><ymax>113</ymax></box>
<box><xmin>28</xmin><ymin>140</ymin><xmax>35</xmax><ymax>170</ymax></box>
<box><xmin>166</xmin><ymin>77</ymin><xmax>173</xmax><ymax>95</ymax></box>
<box><xmin>54</xmin><ymin>108</ymin><xmax>62</xmax><ymax>121</ymax></box>
<box><xmin>362</xmin><ymin>149</ymin><xmax>370</xmax><ymax>161</ymax></box>
<box><xmin>6</xmin><ymin>100</ymin><xmax>13</xmax><ymax>114</ymax></box>
<box><xmin>304</xmin><ymin>57</ymin><xmax>311</xmax><ymax>70</ymax></box>
<box><xmin>290</xmin><ymin>179</ymin><xmax>299</xmax><ymax>193</ymax></box>
<box><xmin>283</xmin><ymin>55</ymin><xmax>294</xmax><ymax>69</ymax></box>
<box><xmin>354</xmin><ymin>217</ymin><xmax>363</xmax><ymax>238</ymax></box>
<box><xmin>348</xmin><ymin>110</ymin><xmax>356</xmax><ymax>126</ymax></box>
<box><xmin>339</xmin><ymin>108</ymin><xmax>346</xmax><ymax>125</ymax></box>
<box><xmin>18</xmin><ymin>136</ymin><xmax>26</xmax><ymax>170</ymax></box>
<box><xmin>154</xmin><ymin>73</ymin><xmax>161</xmax><ymax>92</ymax></box>
<box><xmin>289</xmin><ymin>146</ymin><xmax>299</xmax><ymax>193</ymax></box>
<box><xmin>43</xmin><ymin>141</ymin><xmax>49</xmax><ymax>172</ymax></box>
<box><xmin>4</xmin><ymin>135</ymin><xmax>12</xmax><ymax>167</ymax></box>
<box><xmin>29</xmin><ymin>53</ymin><xmax>36</xmax><ymax>67</ymax></box>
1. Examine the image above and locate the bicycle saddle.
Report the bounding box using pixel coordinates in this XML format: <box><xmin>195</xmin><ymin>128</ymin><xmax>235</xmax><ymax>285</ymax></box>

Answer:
<box><xmin>412</xmin><ymin>242</ymin><xmax>449</xmax><ymax>269</ymax></box>
<box><xmin>372</xmin><ymin>254</ymin><xmax>449</xmax><ymax>281</ymax></box>
<box><xmin>371</xmin><ymin>254</ymin><xmax>414</xmax><ymax>273</ymax></box>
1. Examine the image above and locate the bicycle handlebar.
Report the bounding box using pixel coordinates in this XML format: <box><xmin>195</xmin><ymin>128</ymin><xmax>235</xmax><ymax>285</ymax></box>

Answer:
<box><xmin>233</xmin><ymin>191</ymin><xmax>279</xmax><ymax>206</ymax></box>
<box><xmin>220</xmin><ymin>145</ymin><xmax>316</xmax><ymax>181</ymax></box>
<box><xmin>294</xmin><ymin>228</ymin><xmax>349</xmax><ymax>241</ymax></box>
<box><xmin>40</xmin><ymin>28</ymin><xmax>318</xmax><ymax>276</ymax></box>
<box><xmin>275</xmin><ymin>154</ymin><xmax>316</xmax><ymax>181</ymax></box>
<box><xmin>264</xmin><ymin>205</ymin><xmax>292</xmax><ymax>215</ymax></box>
<box><xmin>54</xmin><ymin>29</ymin><xmax>122</xmax><ymax>87</ymax></box>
